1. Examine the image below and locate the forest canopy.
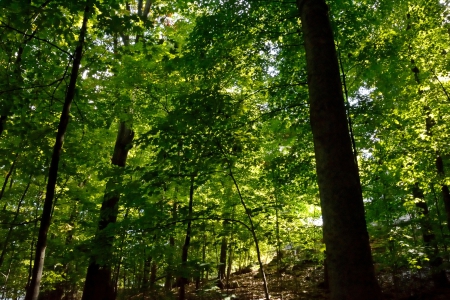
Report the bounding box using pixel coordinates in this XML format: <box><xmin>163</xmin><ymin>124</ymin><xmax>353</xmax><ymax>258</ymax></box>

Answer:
<box><xmin>1</xmin><ymin>0</ymin><xmax>450</xmax><ymax>299</ymax></box>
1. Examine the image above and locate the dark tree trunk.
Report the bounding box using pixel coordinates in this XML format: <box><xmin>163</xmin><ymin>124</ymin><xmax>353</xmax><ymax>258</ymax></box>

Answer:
<box><xmin>297</xmin><ymin>1</ymin><xmax>381</xmax><ymax>299</ymax></box>
<box><xmin>412</xmin><ymin>184</ymin><xmax>448</xmax><ymax>287</ymax></box>
<box><xmin>0</xmin><ymin>153</ymin><xmax>18</xmax><ymax>204</ymax></box>
<box><xmin>111</xmin><ymin>208</ymin><xmax>129</xmax><ymax>297</ymax></box>
<box><xmin>165</xmin><ymin>235</ymin><xmax>176</xmax><ymax>290</ymax></box>
<box><xmin>164</xmin><ymin>235</ymin><xmax>176</xmax><ymax>291</ymax></box>
<box><xmin>178</xmin><ymin>176</ymin><xmax>195</xmax><ymax>300</ymax></box>
<box><xmin>150</xmin><ymin>261</ymin><xmax>157</xmax><ymax>288</ymax></box>
<box><xmin>142</xmin><ymin>255</ymin><xmax>151</xmax><ymax>294</ymax></box>
<box><xmin>435</xmin><ymin>154</ymin><xmax>450</xmax><ymax>232</ymax></box>
<box><xmin>0</xmin><ymin>115</ymin><xmax>6</xmax><ymax>136</ymax></box>
<box><xmin>165</xmin><ymin>189</ymin><xmax>178</xmax><ymax>292</ymax></box>
<box><xmin>218</xmin><ymin>235</ymin><xmax>227</xmax><ymax>282</ymax></box>
<box><xmin>24</xmin><ymin>2</ymin><xmax>91</xmax><ymax>299</ymax></box>
<box><xmin>82</xmin><ymin>122</ymin><xmax>134</xmax><ymax>300</ymax></box>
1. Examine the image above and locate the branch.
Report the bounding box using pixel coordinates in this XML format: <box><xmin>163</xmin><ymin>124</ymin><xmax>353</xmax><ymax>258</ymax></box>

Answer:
<box><xmin>0</xmin><ymin>77</ymin><xmax>66</xmax><ymax>95</ymax></box>
<box><xmin>0</xmin><ymin>219</ymin><xmax>41</xmax><ymax>227</ymax></box>
<box><xmin>142</xmin><ymin>216</ymin><xmax>252</xmax><ymax>234</ymax></box>
<box><xmin>0</xmin><ymin>21</ymin><xmax>73</xmax><ymax>58</ymax></box>
<box><xmin>432</xmin><ymin>69</ymin><xmax>450</xmax><ymax>102</ymax></box>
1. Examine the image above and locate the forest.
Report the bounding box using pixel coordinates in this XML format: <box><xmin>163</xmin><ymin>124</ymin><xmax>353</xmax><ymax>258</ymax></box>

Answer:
<box><xmin>1</xmin><ymin>0</ymin><xmax>450</xmax><ymax>299</ymax></box>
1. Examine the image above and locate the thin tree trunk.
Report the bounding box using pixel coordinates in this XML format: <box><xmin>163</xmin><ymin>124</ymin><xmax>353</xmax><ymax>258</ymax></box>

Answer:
<box><xmin>0</xmin><ymin>153</ymin><xmax>18</xmax><ymax>205</ymax></box>
<box><xmin>142</xmin><ymin>255</ymin><xmax>151</xmax><ymax>294</ymax></box>
<box><xmin>0</xmin><ymin>115</ymin><xmax>6</xmax><ymax>136</ymax></box>
<box><xmin>297</xmin><ymin>1</ymin><xmax>381</xmax><ymax>299</ymax></box>
<box><xmin>229</xmin><ymin>169</ymin><xmax>270</xmax><ymax>300</ymax></box>
<box><xmin>24</xmin><ymin>2</ymin><xmax>91</xmax><ymax>299</ymax></box>
<box><xmin>226</xmin><ymin>217</ymin><xmax>234</xmax><ymax>290</ymax></box>
<box><xmin>61</xmin><ymin>182</ymin><xmax>84</xmax><ymax>299</ymax></box>
<box><xmin>425</xmin><ymin>106</ymin><xmax>450</xmax><ymax>233</ymax></box>
<box><xmin>435</xmin><ymin>154</ymin><xmax>450</xmax><ymax>232</ymax></box>
<box><xmin>165</xmin><ymin>233</ymin><xmax>176</xmax><ymax>291</ymax></box>
<box><xmin>142</xmin><ymin>234</ymin><xmax>157</xmax><ymax>295</ymax></box>
<box><xmin>178</xmin><ymin>175</ymin><xmax>195</xmax><ymax>300</ymax></box>
<box><xmin>218</xmin><ymin>235</ymin><xmax>227</xmax><ymax>282</ymax></box>
<box><xmin>150</xmin><ymin>261</ymin><xmax>157</xmax><ymax>288</ymax></box>
<box><xmin>26</xmin><ymin>191</ymin><xmax>43</xmax><ymax>292</ymax></box>
<box><xmin>1</xmin><ymin>246</ymin><xmax>15</xmax><ymax>299</ymax></box>
<box><xmin>112</xmin><ymin>208</ymin><xmax>130</xmax><ymax>297</ymax></box>
<box><xmin>413</xmin><ymin>184</ymin><xmax>448</xmax><ymax>287</ymax></box>
<box><xmin>0</xmin><ymin>175</ymin><xmax>31</xmax><ymax>267</ymax></box>
<box><xmin>165</xmin><ymin>184</ymin><xmax>179</xmax><ymax>291</ymax></box>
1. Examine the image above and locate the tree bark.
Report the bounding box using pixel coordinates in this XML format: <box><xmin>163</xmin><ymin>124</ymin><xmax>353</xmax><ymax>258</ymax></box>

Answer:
<box><xmin>164</xmin><ymin>201</ymin><xmax>177</xmax><ymax>291</ymax></box>
<box><xmin>0</xmin><ymin>153</ymin><xmax>18</xmax><ymax>204</ymax></box>
<box><xmin>82</xmin><ymin>122</ymin><xmax>134</xmax><ymax>300</ymax></box>
<box><xmin>178</xmin><ymin>175</ymin><xmax>195</xmax><ymax>300</ymax></box>
<box><xmin>435</xmin><ymin>153</ymin><xmax>450</xmax><ymax>231</ymax></box>
<box><xmin>150</xmin><ymin>261</ymin><xmax>157</xmax><ymax>288</ymax></box>
<box><xmin>412</xmin><ymin>184</ymin><xmax>448</xmax><ymax>287</ymax></box>
<box><xmin>297</xmin><ymin>1</ymin><xmax>381</xmax><ymax>299</ymax></box>
<box><xmin>142</xmin><ymin>255</ymin><xmax>151</xmax><ymax>294</ymax></box>
<box><xmin>218</xmin><ymin>235</ymin><xmax>227</xmax><ymax>282</ymax></box>
<box><xmin>24</xmin><ymin>2</ymin><xmax>91</xmax><ymax>299</ymax></box>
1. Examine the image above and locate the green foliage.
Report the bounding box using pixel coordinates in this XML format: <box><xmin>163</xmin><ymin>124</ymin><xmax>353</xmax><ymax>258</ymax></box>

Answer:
<box><xmin>1</xmin><ymin>0</ymin><xmax>450</xmax><ymax>297</ymax></box>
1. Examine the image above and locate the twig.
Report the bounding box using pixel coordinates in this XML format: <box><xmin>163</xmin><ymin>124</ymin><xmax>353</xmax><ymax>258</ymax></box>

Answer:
<box><xmin>0</xmin><ymin>77</ymin><xmax>66</xmax><ymax>94</ymax></box>
<box><xmin>0</xmin><ymin>21</ymin><xmax>73</xmax><ymax>58</ymax></box>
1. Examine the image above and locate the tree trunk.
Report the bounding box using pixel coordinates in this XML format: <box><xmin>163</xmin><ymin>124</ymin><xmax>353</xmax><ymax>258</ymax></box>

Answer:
<box><xmin>0</xmin><ymin>153</ymin><xmax>18</xmax><ymax>205</ymax></box>
<box><xmin>0</xmin><ymin>115</ymin><xmax>6</xmax><ymax>136</ymax></box>
<box><xmin>218</xmin><ymin>235</ymin><xmax>227</xmax><ymax>282</ymax></box>
<box><xmin>226</xmin><ymin>205</ymin><xmax>235</xmax><ymax>289</ymax></box>
<box><xmin>112</xmin><ymin>208</ymin><xmax>129</xmax><ymax>297</ymax></box>
<box><xmin>229</xmin><ymin>169</ymin><xmax>270</xmax><ymax>299</ymax></box>
<box><xmin>297</xmin><ymin>1</ymin><xmax>381</xmax><ymax>299</ymax></box>
<box><xmin>412</xmin><ymin>184</ymin><xmax>448</xmax><ymax>287</ymax></box>
<box><xmin>165</xmin><ymin>185</ymin><xmax>178</xmax><ymax>292</ymax></box>
<box><xmin>83</xmin><ymin>25</ymin><xmax>134</xmax><ymax>295</ymax></box>
<box><xmin>142</xmin><ymin>255</ymin><xmax>151</xmax><ymax>294</ymax></box>
<box><xmin>0</xmin><ymin>176</ymin><xmax>31</xmax><ymax>267</ymax></box>
<box><xmin>435</xmin><ymin>154</ymin><xmax>450</xmax><ymax>231</ymax></box>
<box><xmin>82</xmin><ymin>122</ymin><xmax>134</xmax><ymax>300</ymax></box>
<box><xmin>178</xmin><ymin>175</ymin><xmax>195</xmax><ymax>300</ymax></box>
<box><xmin>150</xmin><ymin>261</ymin><xmax>157</xmax><ymax>288</ymax></box>
<box><xmin>24</xmin><ymin>2</ymin><xmax>91</xmax><ymax>299</ymax></box>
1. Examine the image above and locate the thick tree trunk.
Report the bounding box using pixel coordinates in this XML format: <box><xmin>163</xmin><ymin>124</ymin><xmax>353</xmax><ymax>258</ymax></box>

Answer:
<box><xmin>297</xmin><ymin>1</ymin><xmax>381</xmax><ymax>299</ymax></box>
<box><xmin>24</xmin><ymin>2</ymin><xmax>91</xmax><ymax>299</ymax></box>
<box><xmin>82</xmin><ymin>122</ymin><xmax>134</xmax><ymax>300</ymax></box>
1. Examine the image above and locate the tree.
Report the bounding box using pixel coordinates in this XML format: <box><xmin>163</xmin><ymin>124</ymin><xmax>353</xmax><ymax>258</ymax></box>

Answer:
<box><xmin>25</xmin><ymin>1</ymin><xmax>92</xmax><ymax>299</ymax></box>
<box><xmin>1</xmin><ymin>0</ymin><xmax>450</xmax><ymax>299</ymax></box>
<box><xmin>298</xmin><ymin>0</ymin><xmax>381</xmax><ymax>299</ymax></box>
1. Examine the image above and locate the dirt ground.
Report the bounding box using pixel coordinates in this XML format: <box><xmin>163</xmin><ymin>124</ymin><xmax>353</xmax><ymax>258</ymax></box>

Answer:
<box><xmin>132</xmin><ymin>262</ymin><xmax>450</xmax><ymax>300</ymax></box>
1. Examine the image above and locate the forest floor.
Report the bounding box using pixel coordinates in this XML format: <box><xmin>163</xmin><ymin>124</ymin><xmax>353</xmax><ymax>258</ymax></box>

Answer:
<box><xmin>131</xmin><ymin>262</ymin><xmax>450</xmax><ymax>300</ymax></box>
<box><xmin>181</xmin><ymin>262</ymin><xmax>450</xmax><ymax>300</ymax></box>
